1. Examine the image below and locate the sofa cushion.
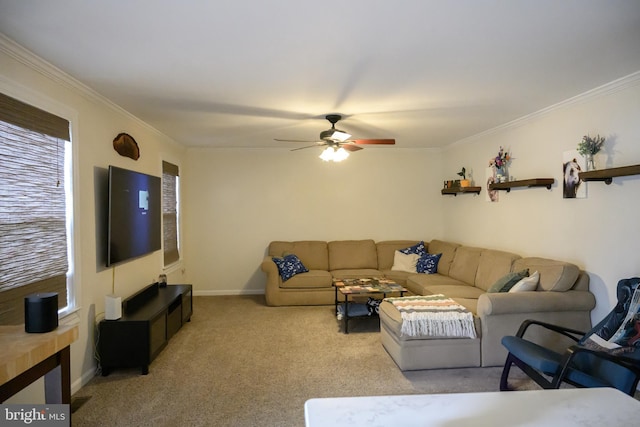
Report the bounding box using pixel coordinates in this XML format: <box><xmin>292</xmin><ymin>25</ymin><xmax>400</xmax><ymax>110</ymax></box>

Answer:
<box><xmin>381</xmin><ymin>269</ymin><xmax>413</xmax><ymax>285</ymax></box>
<box><xmin>328</xmin><ymin>239</ymin><xmax>378</xmax><ymax>270</ymax></box>
<box><xmin>449</xmin><ymin>246</ymin><xmax>483</xmax><ymax>285</ymax></box>
<box><xmin>391</xmin><ymin>251</ymin><xmax>420</xmax><ymax>273</ymax></box>
<box><xmin>417</xmin><ymin>253</ymin><xmax>442</xmax><ymax>274</ymax></box>
<box><xmin>509</xmin><ymin>270</ymin><xmax>540</xmax><ymax>292</ymax></box>
<box><xmin>426</xmin><ymin>240</ymin><xmax>460</xmax><ymax>276</ymax></box>
<box><xmin>272</xmin><ymin>254</ymin><xmax>308</xmax><ymax>281</ymax></box>
<box><xmin>376</xmin><ymin>240</ymin><xmax>425</xmax><ymax>270</ymax></box>
<box><xmin>474</xmin><ymin>249</ymin><xmax>522</xmax><ymax>291</ymax></box>
<box><xmin>512</xmin><ymin>257</ymin><xmax>580</xmax><ymax>292</ymax></box>
<box><xmin>406</xmin><ymin>273</ymin><xmax>469</xmax><ymax>295</ymax></box>
<box><xmin>331</xmin><ymin>269</ymin><xmax>384</xmax><ymax>279</ymax></box>
<box><xmin>279</xmin><ymin>270</ymin><xmax>333</xmax><ymax>289</ymax></box>
<box><xmin>422</xmin><ymin>285</ymin><xmax>486</xmax><ymax>300</ymax></box>
<box><xmin>487</xmin><ymin>269</ymin><xmax>529</xmax><ymax>293</ymax></box>
<box><xmin>268</xmin><ymin>241</ymin><xmax>329</xmax><ymax>271</ymax></box>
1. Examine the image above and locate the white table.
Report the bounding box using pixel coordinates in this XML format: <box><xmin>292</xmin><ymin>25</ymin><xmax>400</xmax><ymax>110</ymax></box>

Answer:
<box><xmin>305</xmin><ymin>388</ymin><xmax>640</xmax><ymax>426</ymax></box>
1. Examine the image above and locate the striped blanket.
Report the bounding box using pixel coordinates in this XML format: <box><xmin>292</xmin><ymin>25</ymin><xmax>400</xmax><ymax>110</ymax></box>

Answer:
<box><xmin>385</xmin><ymin>295</ymin><xmax>477</xmax><ymax>338</ymax></box>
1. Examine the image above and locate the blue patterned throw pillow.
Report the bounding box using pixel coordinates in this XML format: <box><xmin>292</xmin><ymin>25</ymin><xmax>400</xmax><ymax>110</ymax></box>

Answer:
<box><xmin>272</xmin><ymin>254</ymin><xmax>308</xmax><ymax>281</ymax></box>
<box><xmin>416</xmin><ymin>253</ymin><xmax>442</xmax><ymax>274</ymax></box>
<box><xmin>399</xmin><ymin>241</ymin><xmax>427</xmax><ymax>257</ymax></box>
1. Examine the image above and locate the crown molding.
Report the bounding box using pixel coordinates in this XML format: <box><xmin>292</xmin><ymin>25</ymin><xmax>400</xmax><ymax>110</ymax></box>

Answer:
<box><xmin>0</xmin><ymin>34</ymin><xmax>121</xmax><ymax>112</ymax></box>
<box><xmin>448</xmin><ymin>70</ymin><xmax>640</xmax><ymax>150</ymax></box>
<box><xmin>0</xmin><ymin>34</ymin><xmax>175</xmax><ymax>143</ymax></box>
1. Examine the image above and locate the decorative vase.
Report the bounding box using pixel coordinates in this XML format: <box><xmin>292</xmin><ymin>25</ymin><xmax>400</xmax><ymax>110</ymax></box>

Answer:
<box><xmin>585</xmin><ymin>154</ymin><xmax>596</xmax><ymax>171</ymax></box>
<box><xmin>495</xmin><ymin>166</ymin><xmax>508</xmax><ymax>183</ymax></box>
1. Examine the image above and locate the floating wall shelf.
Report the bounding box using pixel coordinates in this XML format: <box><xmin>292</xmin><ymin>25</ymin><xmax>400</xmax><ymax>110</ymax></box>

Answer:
<box><xmin>489</xmin><ymin>178</ymin><xmax>555</xmax><ymax>192</ymax></box>
<box><xmin>578</xmin><ymin>164</ymin><xmax>640</xmax><ymax>185</ymax></box>
<box><xmin>441</xmin><ymin>186</ymin><xmax>482</xmax><ymax>196</ymax></box>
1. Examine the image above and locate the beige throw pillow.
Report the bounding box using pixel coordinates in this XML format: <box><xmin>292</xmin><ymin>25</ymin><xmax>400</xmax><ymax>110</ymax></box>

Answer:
<box><xmin>391</xmin><ymin>251</ymin><xmax>420</xmax><ymax>273</ymax></box>
<box><xmin>509</xmin><ymin>270</ymin><xmax>540</xmax><ymax>292</ymax></box>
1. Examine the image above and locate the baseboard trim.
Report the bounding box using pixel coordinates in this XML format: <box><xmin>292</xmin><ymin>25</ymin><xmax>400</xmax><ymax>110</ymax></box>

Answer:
<box><xmin>74</xmin><ymin>366</ymin><xmax>99</xmax><ymax>395</ymax></box>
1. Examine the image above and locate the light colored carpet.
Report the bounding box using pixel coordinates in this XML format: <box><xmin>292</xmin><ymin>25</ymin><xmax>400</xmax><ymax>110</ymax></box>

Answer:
<box><xmin>72</xmin><ymin>295</ymin><xmax>536</xmax><ymax>426</ymax></box>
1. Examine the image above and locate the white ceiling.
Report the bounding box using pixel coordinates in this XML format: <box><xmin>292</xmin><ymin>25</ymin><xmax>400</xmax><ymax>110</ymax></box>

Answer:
<box><xmin>1</xmin><ymin>1</ymin><xmax>639</xmax><ymax>149</ymax></box>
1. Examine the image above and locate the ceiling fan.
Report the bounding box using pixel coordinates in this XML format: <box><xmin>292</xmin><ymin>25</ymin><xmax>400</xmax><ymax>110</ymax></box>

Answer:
<box><xmin>274</xmin><ymin>114</ymin><xmax>395</xmax><ymax>161</ymax></box>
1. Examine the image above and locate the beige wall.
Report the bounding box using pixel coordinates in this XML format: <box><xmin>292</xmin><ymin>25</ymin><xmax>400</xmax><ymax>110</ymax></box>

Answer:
<box><xmin>2</xmin><ymin>34</ymin><xmax>640</xmax><ymax>401</ymax></box>
<box><xmin>182</xmin><ymin>147</ymin><xmax>444</xmax><ymax>295</ymax></box>
<box><xmin>439</xmin><ymin>75</ymin><xmax>640</xmax><ymax>321</ymax></box>
<box><xmin>1</xmin><ymin>39</ymin><xmax>187</xmax><ymax>401</ymax></box>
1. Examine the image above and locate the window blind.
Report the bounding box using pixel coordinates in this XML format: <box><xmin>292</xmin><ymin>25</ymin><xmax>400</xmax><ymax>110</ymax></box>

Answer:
<box><xmin>162</xmin><ymin>161</ymin><xmax>180</xmax><ymax>266</ymax></box>
<box><xmin>0</xmin><ymin>93</ymin><xmax>70</xmax><ymax>141</ymax></box>
<box><xmin>0</xmin><ymin>93</ymin><xmax>69</xmax><ymax>325</ymax></box>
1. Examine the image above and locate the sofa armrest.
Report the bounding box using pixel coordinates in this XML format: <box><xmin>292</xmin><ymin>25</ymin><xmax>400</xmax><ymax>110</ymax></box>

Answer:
<box><xmin>477</xmin><ymin>290</ymin><xmax>596</xmax><ymax>317</ymax></box>
<box><xmin>261</xmin><ymin>256</ymin><xmax>283</xmax><ymax>304</ymax></box>
<box><xmin>478</xmin><ymin>290</ymin><xmax>596</xmax><ymax>367</ymax></box>
<box><xmin>261</xmin><ymin>255</ymin><xmax>278</xmax><ymax>275</ymax></box>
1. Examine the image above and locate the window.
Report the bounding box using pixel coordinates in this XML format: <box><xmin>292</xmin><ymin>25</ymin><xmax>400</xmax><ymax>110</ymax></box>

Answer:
<box><xmin>0</xmin><ymin>93</ymin><xmax>74</xmax><ymax>325</ymax></box>
<box><xmin>162</xmin><ymin>161</ymin><xmax>180</xmax><ymax>267</ymax></box>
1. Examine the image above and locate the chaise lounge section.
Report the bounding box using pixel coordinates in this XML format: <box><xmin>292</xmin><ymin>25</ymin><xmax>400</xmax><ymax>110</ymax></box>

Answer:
<box><xmin>380</xmin><ymin>240</ymin><xmax>594</xmax><ymax>368</ymax></box>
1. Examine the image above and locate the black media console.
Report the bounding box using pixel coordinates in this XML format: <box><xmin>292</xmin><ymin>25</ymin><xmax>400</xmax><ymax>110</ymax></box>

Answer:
<box><xmin>98</xmin><ymin>283</ymin><xmax>192</xmax><ymax>375</ymax></box>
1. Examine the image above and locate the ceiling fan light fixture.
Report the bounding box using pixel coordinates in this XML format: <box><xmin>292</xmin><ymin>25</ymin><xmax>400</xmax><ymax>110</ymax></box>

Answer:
<box><xmin>319</xmin><ymin>146</ymin><xmax>350</xmax><ymax>162</ymax></box>
<box><xmin>333</xmin><ymin>147</ymin><xmax>350</xmax><ymax>161</ymax></box>
<box><xmin>319</xmin><ymin>146</ymin><xmax>336</xmax><ymax>161</ymax></box>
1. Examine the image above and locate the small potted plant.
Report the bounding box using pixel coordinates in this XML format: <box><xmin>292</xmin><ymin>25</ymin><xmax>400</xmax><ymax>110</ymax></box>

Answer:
<box><xmin>577</xmin><ymin>134</ymin><xmax>605</xmax><ymax>171</ymax></box>
<box><xmin>457</xmin><ymin>167</ymin><xmax>471</xmax><ymax>187</ymax></box>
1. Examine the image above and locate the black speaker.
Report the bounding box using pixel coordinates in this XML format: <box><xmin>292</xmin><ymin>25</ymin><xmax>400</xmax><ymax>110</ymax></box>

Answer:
<box><xmin>24</xmin><ymin>292</ymin><xmax>59</xmax><ymax>333</ymax></box>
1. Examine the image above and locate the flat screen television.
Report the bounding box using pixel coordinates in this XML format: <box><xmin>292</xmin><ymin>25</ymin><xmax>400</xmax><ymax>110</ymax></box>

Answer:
<box><xmin>107</xmin><ymin>165</ymin><xmax>161</xmax><ymax>266</ymax></box>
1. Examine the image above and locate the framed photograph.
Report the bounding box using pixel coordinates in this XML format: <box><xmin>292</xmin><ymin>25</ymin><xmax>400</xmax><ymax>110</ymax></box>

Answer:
<box><xmin>562</xmin><ymin>150</ymin><xmax>586</xmax><ymax>199</ymax></box>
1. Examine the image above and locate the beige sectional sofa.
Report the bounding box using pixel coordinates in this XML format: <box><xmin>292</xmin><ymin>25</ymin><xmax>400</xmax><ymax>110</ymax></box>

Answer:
<box><xmin>261</xmin><ymin>239</ymin><xmax>596</xmax><ymax>368</ymax></box>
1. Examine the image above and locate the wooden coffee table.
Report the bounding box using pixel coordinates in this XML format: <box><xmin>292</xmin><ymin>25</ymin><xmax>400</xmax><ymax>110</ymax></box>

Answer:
<box><xmin>333</xmin><ymin>278</ymin><xmax>407</xmax><ymax>333</ymax></box>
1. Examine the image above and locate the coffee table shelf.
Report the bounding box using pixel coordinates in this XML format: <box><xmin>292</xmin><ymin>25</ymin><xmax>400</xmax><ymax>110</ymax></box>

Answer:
<box><xmin>333</xmin><ymin>278</ymin><xmax>407</xmax><ymax>334</ymax></box>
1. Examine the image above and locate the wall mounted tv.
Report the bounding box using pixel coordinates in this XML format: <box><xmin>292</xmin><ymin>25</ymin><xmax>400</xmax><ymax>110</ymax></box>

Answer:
<box><xmin>107</xmin><ymin>165</ymin><xmax>161</xmax><ymax>267</ymax></box>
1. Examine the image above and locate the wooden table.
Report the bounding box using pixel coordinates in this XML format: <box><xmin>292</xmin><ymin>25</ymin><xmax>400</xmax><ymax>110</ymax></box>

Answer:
<box><xmin>0</xmin><ymin>323</ymin><xmax>78</xmax><ymax>404</ymax></box>
<box><xmin>305</xmin><ymin>388</ymin><xmax>640</xmax><ymax>426</ymax></box>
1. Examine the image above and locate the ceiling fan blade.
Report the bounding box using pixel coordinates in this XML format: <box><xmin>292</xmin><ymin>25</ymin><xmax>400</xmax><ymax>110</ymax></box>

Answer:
<box><xmin>341</xmin><ymin>144</ymin><xmax>363</xmax><ymax>152</ymax></box>
<box><xmin>352</xmin><ymin>139</ymin><xmax>396</xmax><ymax>145</ymax></box>
<box><xmin>275</xmin><ymin>138</ymin><xmax>322</xmax><ymax>143</ymax></box>
<box><xmin>291</xmin><ymin>143</ymin><xmax>326</xmax><ymax>151</ymax></box>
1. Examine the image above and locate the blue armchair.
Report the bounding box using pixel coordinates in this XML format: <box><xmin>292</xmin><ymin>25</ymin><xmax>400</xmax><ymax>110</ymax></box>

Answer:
<box><xmin>500</xmin><ymin>277</ymin><xmax>640</xmax><ymax>396</ymax></box>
